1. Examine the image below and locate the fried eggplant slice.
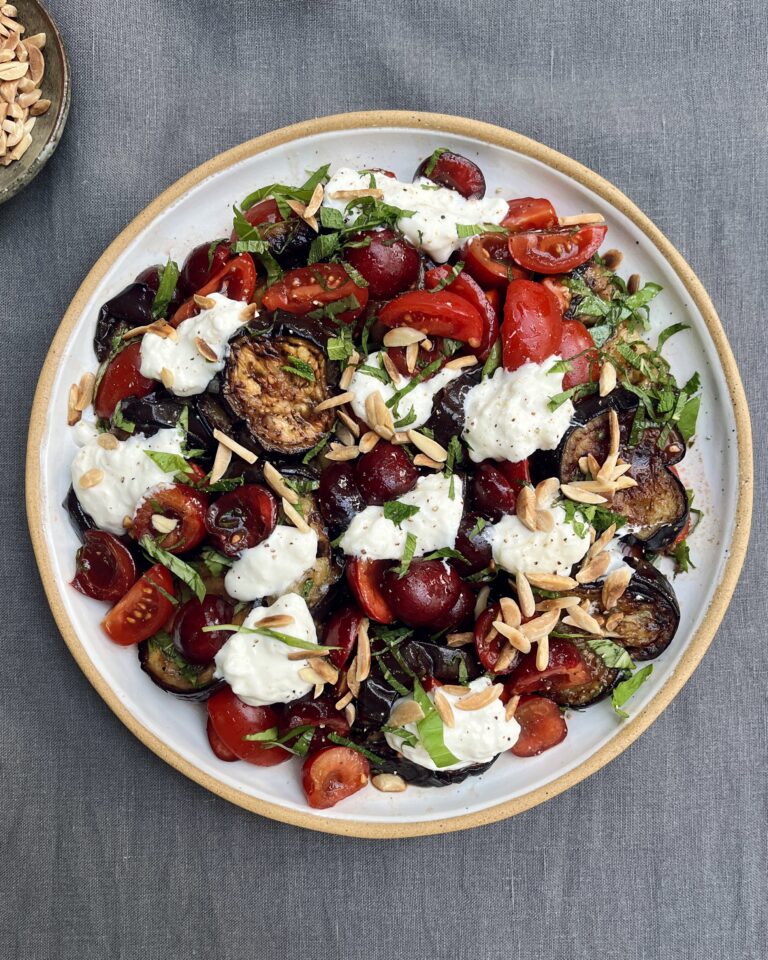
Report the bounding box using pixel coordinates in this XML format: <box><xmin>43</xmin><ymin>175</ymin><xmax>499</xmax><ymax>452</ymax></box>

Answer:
<box><xmin>223</xmin><ymin>334</ymin><xmax>334</xmax><ymax>455</ymax></box>
<box><xmin>138</xmin><ymin>636</ymin><xmax>223</xmax><ymax>701</ymax></box>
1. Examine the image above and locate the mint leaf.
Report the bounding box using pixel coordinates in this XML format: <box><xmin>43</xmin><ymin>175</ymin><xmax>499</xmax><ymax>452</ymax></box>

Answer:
<box><xmin>587</xmin><ymin>638</ymin><xmax>634</xmax><ymax>672</ymax></box>
<box><xmin>611</xmin><ymin>664</ymin><xmax>653</xmax><ymax>719</ymax></box>
<box><xmin>151</xmin><ymin>259</ymin><xmax>180</xmax><ymax>320</ymax></box>
<box><xmin>282</xmin><ymin>355</ymin><xmax>316</xmax><ymax>382</ymax></box>
<box><xmin>393</xmin><ymin>532</ymin><xmax>418</xmax><ymax>577</ymax></box>
<box><xmin>383</xmin><ymin>500</ymin><xmax>420</xmax><ymax>526</ymax></box>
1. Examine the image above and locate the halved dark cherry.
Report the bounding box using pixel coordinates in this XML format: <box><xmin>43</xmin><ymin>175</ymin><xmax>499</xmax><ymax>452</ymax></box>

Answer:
<box><xmin>506</xmin><ymin>637</ymin><xmax>592</xmax><ymax>696</ymax></box>
<box><xmin>345</xmin><ymin>228</ymin><xmax>420</xmax><ymax>299</ymax></box>
<box><xmin>133</xmin><ymin>264</ymin><xmax>184</xmax><ymax>317</ymax></box>
<box><xmin>71</xmin><ymin>530</ymin><xmax>137</xmax><ymax>602</ymax></box>
<box><xmin>434</xmin><ymin>581</ymin><xmax>475</xmax><ymax>632</ymax></box>
<box><xmin>323</xmin><ymin>603</ymin><xmax>366</xmax><ymax>669</ymax></box>
<box><xmin>205</xmin><ymin>484</ymin><xmax>278</xmax><ymax>557</ymax></box>
<box><xmin>302</xmin><ymin>746</ymin><xmax>370</xmax><ymax>809</ymax></box>
<box><xmin>132</xmin><ymin>483</ymin><xmax>209</xmax><ymax>554</ymax></box>
<box><xmin>317</xmin><ymin>461</ymin><xmax>365</xmax><ymax>533</ymax></box>
<box><xmin>206</xmin><ymin>716</ymin><xmax>239</xmax><ymax>762</ymax></box>
<box><xmin>207</xmin><ymin>687</ymin><xmax>288</xmax><ymax>766</ymax></box>
<box><xmin>383</xmin><ymin>559</ymin><xmax>462</xmax><ymax>628</ymax></box>
<box><xmin>474</xmin><ymin>603</ymin><xmax>521</xmax><ymax>675</ymax></box>
<box><xmin>172</xmin><ymin>595</ymin><xmax>234</xmax><ymax>665</ymax></box>
<box><xmin>452</xmin><ymin>511</ymin><xmax>493</xmax><ymax>574</ymax></box>
<box><xmin>510</xmin><ymin>695</ymin><xmax>567</xmax><ymax>757</ymax></box>
<box><xmin>354</xmin><ymin>442</ymin><xmax>419</xmax><ymax>505</ymax></box>
<box><xmin>346</xmin><ymin>558</ymin><xmax>396</xmax><ymax>624</ymax></box>
<box><xmin>179</xmin><ymin>240</ymin><xmax>230</xmax><ymax>297</ymax></box>
<box><xmin>415</xmin><ymin>149</ymin><xmax>486</xmax><ymax>199</ymax></box>
<box><xmin>278</xmin><ymin>696</ymin><xmax>350</xmax><ymax>738</ymax></box>
<box><xmin>387</xmin><ymin>339</ymin><xmax>445</xmax><ymax>380</ymax></box>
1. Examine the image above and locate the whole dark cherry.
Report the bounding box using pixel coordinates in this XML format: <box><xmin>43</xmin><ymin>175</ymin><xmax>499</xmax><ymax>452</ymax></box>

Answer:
<box><xmin>317</xmin><ymin>462</ymin><xmax>366</xmax><ymax>533</ymax></box>
<box><xmin>354</xmin><ymin>442</ymin><xmax>419</xmax><ymax>505</ymax></box>
<box><xmin>383</xmin><ymin>560</ymin><xmax>462</xmax><ymax>628</ymax></box>
<box><xmin>179</xmin><ymin>240</ymin><xmax>230</xmax><ymax>297</ymax></box>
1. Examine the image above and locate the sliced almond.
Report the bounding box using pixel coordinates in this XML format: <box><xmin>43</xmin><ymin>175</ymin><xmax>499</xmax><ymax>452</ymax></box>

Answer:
<box><xmin>605</xmin><ymin>611</ymin><xmax>625</xmax><ymax>632</ymax></box>
<box><xmin>0</xmin><ymin>79</ymin><xmax>17</xmax><ymax>102</ymax></box>
<box><xmin>454</xmin><ymin>683</ymin><xmax>503</xmax><ymax>712</ymax></box>
<box><xmin>608</xmin><ymin>408</ymin><xmax>620</xmax><ymax>456</ymax></box>
<box><xmin>334</xmin><ymin>424</ymin><xmax>356</xmax><ymax>447</ymax></box>
<box><xmin>587</xmin><ymin>523</ymin><xmax>617</xmax><ymax>560</ymax></box>
<box><xmin>613</xmin><ymin>475</ymin><xmax>638</xmax><ymax>491</ymax></box>
<box><xmin>29</xmin><ymin>97</ymin><xmax>50</xmax><ymax>116</ymax></box>
<box><xmin>212</xmin><ymin>428</ymin><xmax>257</xmax><ymax>464</ymax></box>
<box><xmin>412</xmin><ymin>453</ymin><xmax>442</xmax><ymax>470</ymax></box>
<box><xmin>0</xmin><ymin>60</ymin><xmax>26</xmax><ymax>80</ymax></box>
<box><xmin>407</xmin><ymin>430</ymin><xmax>447</xmax><ymax>463</ymax></box>
<box><xmin>96</xmin><ymin>432</ymin><xmax>119</xmax><ymax>450</ymax></box>
<box><xmin>515</xmin><ymin>485</ymin><xmax>537</xmax><ymax>532</ymax></box>
<box><xmin>560</xmin><ymin>483</ymin><xmax>608</xmax><ymax>505</ymax></box>
<box><xmin>535</xmin><ymin>508</ymin><xmax>554</xmax><ymax>533</ymax></box>
<box><xmin>339</xmin><ymin>363</ymin><xmax>356</xmax><ymax>390</ymax></box>
<box><xmin>390</xmin><ymin>699</ymin><xmax>425</xmax><ymax>727</ymax></box>
<box><xmin>74</xmin><ymin>372</ymin><xmax>95</xmax><ymax>411</ymax></box>
<box><xmin>209</xmin><ymin>442</ymin><xmax>232</xmax><ymax>485</ymax></box>
<box><xmin>525</xmin><ymin>572</ymin><xmax>578</xmax><ymax>591</ymax></box>
<box><xmin>535</xmin><ymin>634</ymin><xmax>550</xmax><ymax>671</ymax></box>
<box><xmin>314</xmin><ymin>390</ymin><xmax>355</xmax><ymax>414</ymax></box>
<box><xmin>381</xmin><ymin>350</ymin><xmax>402</xmax><ymax>384</ymax></box>
<box><xmin>24</xmin><ymin>32</ymin><xmax>45</xmax><ymax>48</ymax></box>
<box><xmin>505</xmin><ymin>695</ymin><xmax>521</xmax><ymax>721</ymax></box>
<box><xmin>516</xmin><ymin>571</ymin><xmax>535</xmax><ymax>618</ymax></box>
<box><xmin>535</xmin><ymin>477</ymin><xmax>560</xmax><ymax>505</ymax></box>
<box><xmin>558</xmin><ymin>212</ymin><xmax>605</xmax><ymax>226</ymax></box>
<box><xmin>599</xmin><ymin>361</ymin><xmax>617</xmax><ymax>397</ymax></box>
<box><xmin>359</xmin><ymin>430</ymin><xmax>380</xmax><ymax>454</ymax></box>
<box><xmin>0</xmin><ymin>49</ymin><xmax>12</xmax><ymax>62</ymax></box>
<box><xmin>535</xmin><ymin>595</ymin><xmax>582</xmax><ymax>612</ymax></box>
<box><xmin>304</xmin><ymin>182</ymin><xmax>324</xmax><ymax>218</ymax></box>
<box><xmin>520</xmin><ymin>608</ymin><xmax>561</xmax><ymax>639</ymax></box>
<box><xmin>444</xmin><ymin>354</ymin><xmax>478</xmax><ymax>370</ymax></box>
<box><xmin>446</xmin><ymin>631</ymin><xmax>474</xmax><ymax>648</ymax></box>
<box><xmin>160</xmin><ymin>366</ymin><xmax>175</xmax><ymax>389</ymax></box>
<box><xmin>325</xmin><ymin>444</ymin><xmax>360</xmax><ymax>462</ymax></box>
<box><xmin>563</xmin><ymin>604</ymin><xmax>604</xmax><ymax>635</ymax></box>
<box><xmin>284</xmin><ymin>197</ymin><xmax>318</xmax><ymax>232</ymax></box>
<box><xmin>576</xmin><ymin>551</ymin><xmax>612</xmax><ymax>584</ymax></box>
<box><xmin>372</xmin><ymin>773</ymin><xmax>407</xmax><ymax>793</ymax></box>
<box><xmin>262</xmin><ymin>461</ymin><xmax>297</xmax><ymax>503</ymax></box>
<box><xmin>494</xmin><ymin>643</ymin><xmax>518</xmax><ymax>672</ymax></box>
<box><xmin>78</xmin><ymin>468</ymin><xmax>103</xmax><ymax>489</ymax></box>
<box><xmin>282</xmin><ymin>497</ymin><xmax>311</xmax><ymax>533</ymax></box>
<box><xmin>433</xmin><ymin>689</ymin><xmax>455</xmax><ymax>727</ymax></box>
<box><xmin>151</xmin><ymin>514</ymin><xmax>178</xmax><ymax>534</ymax></box>
<box><xmin>474</xmin><ymin>585</ymin><xmax>490</xmax><ymax>619</ymax></box>
<box><xmin>194</xmin><ymin>336</ymin><xmax>218</xmax><ymax>362</ymax></box>
<box><xmin>335</xmin><ymin>691</ymin><xmax>353</xmax><ymax>710</ymax></box>
<box><xmin>308</xmin><ymin>657</ymin><xmax>339</xmax><ymax>685</ymax></box>
<box><xmin>602</xmin><ymin>566</ymin><xmax>633</xmax><ymax>609</ymax></box>
<box><xmin>499</xmin><ymin>596</ymin><xmax>521</xmax><ymax>628</ymax></box>
<box><xmin>252</xmin><ymin>614</ymin><xmax>294</xmax><ymax>629</ymax></box>
<box><xmin>193</xmin><ymin>293</ymin><xmax>216</xmax><ymax>310</ymax></box>
<box><xmin>298</xmin><ymin>666</ymin><xmax>325</xmax><ymax>687</ymax></box>
<box><xmin>355</xmin><ymin>618</ymin><xmax>371</xmax><ymax>683</ymax></box>
<box><xmin>337</xmin><ymin>409</ymin><xmax>360</xmax><ymax>438</ymax></box>
<box><xmin>66</xmin><ymin>383</ymin><xmax>80</xmax><ymax>425</ymax></box>
<box><xmin>26</xmin><ymin>42</ymin><xmax>43</xmax><ymax>85</ymax></box>
<box><xmin>383</xmin><ymin>326</ymin><xmax>426</xmax><ymax>347</ymax></box>
<box><xmin>373</xmin><ymin>392</ymin><xmax>395</xmax><ymax>433</ymax></box>
<box><xmin>329</xmin><ymin>188</ymin><xmax>383</xmax><ymax>200</ymax></box>
<box><xmin>492</xmin><ymin>620</ymin><xmax>531</xmax><ymax>654</ymax></box>
<box><xmin>405</xmin><ymin>341</ymin><xmax>419</xmax><ymax>374</ymax></box>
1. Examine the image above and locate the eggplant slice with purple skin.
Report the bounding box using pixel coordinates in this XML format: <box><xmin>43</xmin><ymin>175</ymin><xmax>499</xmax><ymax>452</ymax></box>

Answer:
<box><xmin>138</xmin><ymin>636</ymin><xmax>223</xmax><ymax>701</ymax></box>
<box><xmin>544</xmin><ymin>388</ymin><xmax>689</xmax><ymax>551</ymax></box>
<box><xmin>223</xmin><ymin>334</ymin><xmax>335</xmax><ymax>456</ymax></box>
<box><xmin>94</xmin><ymin>283</ymin><xmax>156</xmax><ymax>362</ymax></box>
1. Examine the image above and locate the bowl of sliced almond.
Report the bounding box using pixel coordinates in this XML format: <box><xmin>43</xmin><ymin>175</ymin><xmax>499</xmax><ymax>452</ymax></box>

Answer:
<box><xmin>0</xmin><ymin>0</ymin><xmax>69</xmax><ymax>204</ymax></box>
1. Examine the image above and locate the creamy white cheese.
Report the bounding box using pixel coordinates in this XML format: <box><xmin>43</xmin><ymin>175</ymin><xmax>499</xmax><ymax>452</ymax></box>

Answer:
<box><xmin>71</xmin><ymin>427</ymin><xmax>184</xmax><ymax>535</ymax></box>
<box><xmin>323</xmin><ymin>167</ymin><xmax>508</xmax><ymax>263</ymax></box>
<box><xmin>139</xmin><ymin>292</ymin><xmax>245</xmax><ymax>397</ymax></box>
<box><xmin>340</xmin><ymin>473</ymin><xmax>463</xmax><ymax>560</ymax></box>
<box><xmin>348</xmin><ymin>351</ymin><xmax>462</xmax><ymax>430</ymax></box>
<box><xmin>214</xmin><ymin>593</ymin><xmax>318</xmax><ymax>707</ymax></box>
<box><xmin>487</xmin><ymin>493</ymin><xmax>590</xmax><ymax>577</ymax></box>
<box><xmin>462</xmin><ymin>357</ymin><xmax>574</xmax><ymax>463</ymax></box>
<box><xmin>384</xmin><ymin>678</ymin><xmax>520</xmax><ymax>771</ymax></box>
<box><xmin>601</xmin><ymin>537</ymin><xmax>635</xmax><ymax>579</ymax></box>
<box><xmin>224</xmin><ymin>525</ymin><xmax>319</xmax><ymax>602</ymax></box>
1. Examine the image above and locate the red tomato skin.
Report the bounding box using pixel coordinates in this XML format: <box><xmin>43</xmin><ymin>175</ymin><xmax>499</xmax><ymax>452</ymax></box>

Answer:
<box><xmin>170</xmin><ymin>254</ymin><xmax>257</xmax><ymax>327</ymax></box>
<box><xmin>346</xmin><ymin>558</ymin><xmax>396</xmax><ymax>624</ymax></box>
<box><xmin>378</xmin><ymin>290</ymin><xmax>484</xmax><ymax>349</ymax></box>
<box><xmin>502</xmin><ymin>279</ymin><xmax>563</xmax><ymax>371</ymax></box>
<box><xmin>559</xmin><ymin>319</ymin><xmax>599</xmax><ymax>390</ymax></box>
<box><xmin>206</xmin><ymin>716</ymin><xmax>239</xmax><ymax>762</ymax></box>
<box><xmin>131</xmin><ymin>483</ymin><xmax>209</xmax><ymax>554</ymax></box>
<box><xmin>261</xmin><ymin>264</ymin><xmax>368</xmax><ymax>323</ymax></box>
<box><xmin>510</xmin><ymin>695</ymin><xmax>568</xmax><ymax>757</ymax></box>
<box><xmin>71</xmin><ymin>531</ymin><xmax>137</xmax><ymax>602</ymax></box>
<box><xmin>502</xmin><ymin>198</ymin><xmax>558</xmax><ymax>233</ymax></box>
<box><xmin>207</xmin><ymin>687</ymin><xmax>288</xmax><ymax>766</ymax></box>
<box><xmin>464</xmin><ymin>234</ymin><xmax>531</xmax><ymax>289</ymax></box>
<box><xmin>424</xmin><ymin>266</ymin><xmax>498</xmax><ymax>362</ymax></box>
<box><xmin>505</xmin><ymin>637</ymin><xmax>592</xmax><ymax>696</ymax></box>
<box><xmin>94</xmin><ymin>341</ymin><xmax>155</xmax><ymax>419</ymax></box>
<box><xmin>302</xmin><ymin>746</ymin><xmax>370</xmax><ymax>809</ymax></box>
<box><xmin>101</xmin><ymin>564</ymin><xmax>176</xmax><ymax>646</ymax></box>
<box><xmin>508</xmin><ymin>224</ymin><xmax>607</xmax><ymax>275</ymax></box>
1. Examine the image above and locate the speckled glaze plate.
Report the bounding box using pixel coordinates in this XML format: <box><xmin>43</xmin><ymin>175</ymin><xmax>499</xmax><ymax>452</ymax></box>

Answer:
<box><xmin>26</xmin><ymin>112</ymin><xmax>752</xmax><ymax>837</ymax></box>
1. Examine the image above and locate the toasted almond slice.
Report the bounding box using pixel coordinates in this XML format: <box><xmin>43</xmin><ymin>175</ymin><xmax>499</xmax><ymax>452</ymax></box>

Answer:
<box><xmin>373</xmin><ymin>391</ymin><xmax>394</xmax><ymax>432</ymax></box>
<box><xmin>407</xmin><ymin>430</ymin><xmax>447</xmax><ymax>463</ymax></box>
<box><xmin>16</xmin><ymin>75</ymin><xmax>33</xmax><ymax>92</ymax></box>
<box><xmin>335</xmin><ymin>691</ymin><xmax>353</xmax><ymax>710</ymax></box>
<box><xmin>505</xmin><ymin>694</ymin><xmax>521</xmax><ymax>721</ymax></box>
<box><xmin>599</xmin><ymin>361</ymin><xmax>617</xmax><ymax>397</ymax></box>
<box><xmin>420</xmin><ymin>337</ymin><xmax>434</xmax><ymax>351</ymax></box>
<box><xmin>308</xmin><ymin>657</ymin><xmax>339</xmax><ymax>685</ymax></box>
<box><xmin>209</xmin><ymin>442</ymin><xmax>232</xmax><ymax>485</ymax></box>
<box><xmin>79</xmin><ymin>468</ymin><xmax>104</xmax><ymax>489</ymax></box>
<box><xmin>0</xmin><ymin>6</ymin><xmax>17</xmax><ymax>18</ymax></box>
<box><xmin>344</xmin><ymin>702</ymin><xmax>356</xmax><ymax>726</ymax></box>
<box><xmin>390</xmin><ymin>699</ymin><xmax>425</xmax><ymax>727</ymax></box>
<box><xmin>160</xmin><ymin>366</ymin><xmax>175</xmax><ymax>389</ymax></box>
<box><xmin>494</xmin><ymin>643</ymin><xmax>518</xmax><ymax>672</ymax></box>
<box><xmin>122</xmin><ymin>318</ymin><xmax>178</xmax><ymax>341</ymax></box>
<box><xmin>576</xmin><ymin>551</ymin><xmax>612</xmax><ymax>584</ymax></box>
<box><xmin>381</xmin><ymin>350</ymin><xmax>402</xmax><ymax>384</ymax></box>
<box><xmin>516</xmin><ymin>571</ymin><xmax>535</xmax><ymax>618</ymax></box>
<box><xmin>325</xmin><ymin>445</ymin><xmax>360</xmax><ymax>462</ymax></box>
<box><xmin>391</xmin><ymin>431</ymin><xmax>410</xmax><ymax>445</ymax></box>
<box><xmin>558</xmin><ymin>212</ymin><xmax>605</xmax><ymax>226</ymax></box>
<box><xmin>520</xmin><ymin>608</ymin><xmax>561</xmax><ymax>639</ymax></box>
<box><xmin>262</xmin><ymin>461</ymin><xmax>297</xmax><ymax>503</ymax></box>
<box><xmin>26</xmin><ymin>42</ymin><xmax>43</xmax><ymax>84</ymax></box>
<box><xmin>584</xmin><ymin>452</ymin><xmax>601</xmax><ymax>479</ymax></box>
<box><xmin>499</xmin><ymin>596</ymin><xmax>521</xmax><ymax>628</ymax></box>
<box><xmin>0</xmin><ymin>60</ymin><xmax>26</xmax><ymax>80</ymax></box>
<box><xmin>602</xmin><ymin>566</ymin><xmax>633</xmax><ymax>609</ymax></box>
<box><xmin>613</xmin><ymin>475</ymin><xmax>638</xmax><ymax>490</ymax></box>
<box><xmin>605</xmin><ymin>611</ymin><xmax>625</xmax><ymax>632</ymax></box>
<box><xmin>454</xmin><ymin>683</ymin><xmax>503</xmax><ymax>712</ymax></box>
<box><xmin>446</xmin><ymin>631</ymin><xmax>474</xmax><ymax>648</ymax></box>
<box><xmin>474</xmin><ymin>585</ymin><xmax>490</xmax><ymax>619</ymax></box>
<box><xmin>383</xmin><ymin>326</ymin><xmax>426</xmax><ymax>347</ymax></box>
<box><xmin>284</xmin><ymin>197</ymin><xmax>318</xmax><ymax>232</ymax></box>
<box><xmin>66</xmin><ymin>383</ymin><xmax>80</xmax><ymax>425</ymax></box>
<box><xmin>304</xmin><ymin>182</ymin><xmax>324</xmax><ymax>218</ymax></box>
<box><xmin>253</xmin><ymin>614</ymin><xmax>295</xmax><ymax>629</ymax></box>
<box><xmin>359</xmin><ymin>430</ymin><xmax>380</xmax><ymax>454</ymax></box>
<box><xmin>492</xmin><ymin>620</ymin><xmax>531</xmax><ymax>654</ymax></box>
<box><xmin>194</xmin><ymin>336</ymin><xmax>218</xmax><ymax>362</ymax></box>
<box><xmin>355</xmin><ymin>618</ymin><xmax>371</xmax><ymax>683</ymax></box>
<box><xmin>441</xmin><ymin>684</ymin><xmax>471</xmax><ymax>696</ymax></box>
<box><xmin>329</xmin><ymin>188</ymin><xmax>384</xmax><ymax>200</ymax></box>
<box><xmin>413</xmin><ymin>453</ymin><xmax>442</xmax><ymax>470</ymax></box>
<box><xmin>24</xmin><ymin>32</ymin><xmax>45</xmax><ymax>48</ymax></box>
<box><xmin>444</xmin><ymin>354</ymin><xmax>478</xmax><ymax>370</ymax></box>
<box><xmin>14</xmin><ymin>39</ymin><xmax>25</xmax><ymax>61</ymax></box>
<box><xmin>298</xmin><ymin>666</ymin><xmax>324</xmax><ymax>687</ymax></box>
<box><xmin>337</xmin><ymin>409</ymin><xmax>360</xmax><ymax>438</ymax></box>
<box><xmin>372</xmin><ymin>773</ymin><xmax>407</xmax><ymax>793</ymax></box>
<box><xmin>563</xmin><ymin>605</ymin><xmax>604</xmax><ymax>635</ymax></box>
<box><xmin>286</xmin><ymin>650</ymin><xmax>312</xmax><ymax>661</ymax></box>
<box><xmin>0</xmin><ymin>79</ymin><xmax>17</xmax><ymax>102</ymax></box>
<box><xmin>0</xmin><ymin>48</ymin><xmax>11</xmax><ymax>61</ymax></box>
<box><xmin>611</xmin><ymin>461</ymin><xmax>633</xmax><ymax>480</ymax></box>
<box><xmin>608</xmin><ymin>408</ymin><xmax>620</xmax><ymax>456</ymax></box>
<box><xmin>314</xmin><ymin>390</ymin><xmax>355</xmax><ymax>414</ymax></box>
<box><xmin>535</xmin><ymin>508</ymin><xmax>554</xmax><ymax>533</ymax></box>
<box><xmin>96</xmin><ymin>432</ymin><xmax>119</xmax><ymax>450</ymax></box>
<box><xmin>363</xmin><ymin>391</ymin><xmax>378</xmax><ymax>429</ymax></box>
<box><xmin>193</xmin><ymin>293</ymin><xmax>216</xmax><ymax>310</ymax></box>
<box><xmin>282</xmin><ymin>497</ymin><xmax>311</xmax><ymax>533</ymax></box>
<box><xmin>525</xmin><ymin>572</ymin><xmax>578</xmax><ymax>591</ymax></box>
<box><xmin>597</xmin><ymin>451</ymin><xmax>619</xmax><ymax>483</ymax></box>
<box><xmin>122</xmin><ymin>515</ymin><xmax>133</xmax><ymax>530</ymax></box>
<box><xmin>515</xmin><ymin>485</ymin><xmax>537</xmax><ymax>532</ymax></box>
<box><xmin>587</xmin><ymin>523</ymin><xmax>617</xmax><ymax>560</ymax></box>
<box><xmin>560</xmin><ymin>483</ymin><xmax>608</xmax><ymax>505</ymax></box>
<box><xmin>535</xmin><ymin>595</ymin><xmax>582</xmax><ymax>612</ymax></box>
<box><xmin>212</xmin><ymin>428</ymin><xmax>257</xmax><ymax>464</ymax></box>
<box><xmin>535</xmin><ymin>634</ymin><xmax>550</xmax><ymax>671</ymax></box>
<box><xmin>151</xmin><ymin>514</ymin><xmax>178</xmax><ymax>534</ymax></box>
<box><xmin>334</xmin><ymin>424</ymin><xmax>356</xmax><ymax>447</ymax></box>
<box><xmin>405</xmin><ymin>341</ymin><xmax>419</xmax><ymax>374</ymax></box>
<box><xmin>29</xmin><ymin>96</ymin><xmax>50</xmax><ymax>117</ymax></box>
<box><xmin>75</xmin><ymin>372</ymin><xmax>95</xmax><ymax>411</ymax></box>
<box><xmin>535</xmin><ymin>477</ymin><xmax>560</xmax><ymax>505</ymax></box>
<box><xmin>345</xmin><ymin>656</ymin><xmax>360</xmax><ymax>698</ymax></box>
<box><xmin>433</xmin><ymin>689</ymin><xmax>455</xmax><ymax>727</ymax></box>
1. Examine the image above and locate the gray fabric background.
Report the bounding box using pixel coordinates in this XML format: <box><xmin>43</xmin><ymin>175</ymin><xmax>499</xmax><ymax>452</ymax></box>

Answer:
<box><xmin>1</xmin><ymin>1</ymin><xmax>765</xmax><ymax>957</ymax></box>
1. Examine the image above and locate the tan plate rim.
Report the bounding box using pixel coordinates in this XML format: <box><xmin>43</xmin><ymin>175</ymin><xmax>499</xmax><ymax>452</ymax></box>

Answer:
<box><xmin>25</xmin><ymin>110</ymin><xmax>753</xmax><ymax>838</ymax></box>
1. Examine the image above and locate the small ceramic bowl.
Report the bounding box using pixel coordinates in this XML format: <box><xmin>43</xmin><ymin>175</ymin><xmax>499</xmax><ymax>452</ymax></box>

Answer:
<box><xmin>0</xmin><ymin>0</ymin><xmax>69</xmax><ymax>205</ymax></box>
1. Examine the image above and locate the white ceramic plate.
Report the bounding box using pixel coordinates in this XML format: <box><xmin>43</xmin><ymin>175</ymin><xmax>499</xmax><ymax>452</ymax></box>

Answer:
<box><xmin>27</xmin><ymin>112</ymin><xmax>752</xmax><ymax>837</ymax></box>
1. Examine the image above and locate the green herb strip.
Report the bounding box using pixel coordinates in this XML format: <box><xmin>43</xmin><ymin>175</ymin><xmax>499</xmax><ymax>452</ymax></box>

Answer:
<box><xmin>140</xmin><ymin>536</ymin><xmax>206</xmax><ymax>602</ymax></box>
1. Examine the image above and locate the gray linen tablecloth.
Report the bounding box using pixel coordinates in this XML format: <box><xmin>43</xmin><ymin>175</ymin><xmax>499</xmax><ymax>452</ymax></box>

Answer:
<box><xmin>1</xmin><ymin>1</ymin><xmax>765</xmax><ymax>957</ymax></box>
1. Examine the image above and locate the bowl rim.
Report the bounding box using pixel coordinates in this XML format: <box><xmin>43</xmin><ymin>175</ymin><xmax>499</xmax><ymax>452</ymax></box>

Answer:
<box><xmin>25</xmin><ymin>110</ymin><xmax>753</xmax><ymax>838</ymax></box>
<box><xmin>0</xmin><ymin>0</ymin><xmax>71</xmax><ymax>205</ymax></box>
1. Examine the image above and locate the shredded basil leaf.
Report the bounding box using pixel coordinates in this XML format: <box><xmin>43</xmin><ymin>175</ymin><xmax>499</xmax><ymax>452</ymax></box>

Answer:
<box><xmin>412</xmin><ymin>679</ymin><xmax>461</xmax><ymax>768</ymax></box>
<box><xmin>140</xmin><ymin>536</ymin><xmax>206</xmax><ymax>602</ymax></box>
<box><xmin>150</xmin><ymin>259</ymin><xmax>180</xmax><ymax>320</ymax></box>
<box><xmin>611</xmin><ymin>664</ymin><xmax>653</xmax><ymax>719</ymax></box>
<box><xmin>393</xmin><ymin>532</ymin><xmax>418</xmax><ymax>578</ymax></box>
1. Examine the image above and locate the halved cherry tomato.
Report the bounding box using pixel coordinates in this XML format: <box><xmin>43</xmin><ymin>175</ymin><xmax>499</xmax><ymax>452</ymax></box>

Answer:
<box><xmin>207</xmin><ymin>687</ymin><xmax>288</xmax><ymax>766</ymax></box>
<box><xmin>484</xmin><ymin>287</ymin><xmax>502</xmax><ymax>318</ymax></box>
<box><xmin>506</xmin><ymin>637</ymin><xmax>592</xmax><ymax>696</ymax></box>
<box><xmin>425</xmin><ymin>266</ymin><xmax>498</xmax><ymax>362</ymax></box>
<box><xmin>170</xmin><ymin>253</ymin><xmax>257</xmax><ymax>327</ymax></box>
<box><xmin>205</xmin><ymin>484</ymin><xmax>278</xmax><ymax>558</ymax></box>
<box><xmin>102</xmin><ymin>564</ymin><xmax>176</xmax><ymax>646</ymax></box>
<box><xmin>323</xmin><ymin>604</ymin><xmax>366</xmax><ymax>669</ymax></box>
<box><xmin>502</xmin><ymin>197</ymin><xmax>558</xmax><ymax>233</ymax></box>
<box><xmin>206</xmin><ymin>716</ymin><xmax>239</xmax><ymax>762</ymax></box>
<box><xmin>502</xmin><ymin>279</ymin><xmax>563</xmax><ymax>371</ymax></box>
<box><xmin>179</xmin><ymin>241</ymin><xmax>231</xmax><ymax>298</ymax></box>
<box><xmin>559</xmin><ymin>319</ymin><xmax>599</xmax><ymax>390</ymax></box>
<box><xmin>71</xmin><ymin>531</ymin><xmax>137</xmax><ymax>602</ymax></box>
<box><xmin>508</xmin><ymin>223</ymin><xmax>607</xmax><ymax>275</ymax></box>
<box><xmin>474</xmin><ymin>603</ymin><xmax>521</xmax><ymax>675</ymax></box>
<box><xmin>414</xmin><ymin>149</ymin><xmax>486</xmax><ymax>199</ymax></box>
<box><xmin>261</xmin><ymin>263</ymin><xmax>368</xmax><ymax>324</ymax></box>
<box><xmin>510</xmin><ymin>695</ymin><xmax>567</xmax><ymax>757</ymax></box>
<box><xmin>346</xmin><ymin>558</ymin><xmax>396</xmax><ymax>624</ymax></box>
<box><xmin>131</xmin><ymin>483</ymin><xmax>209</xmax><ymax>554</ymax></box>
<box><xmin>302</xmin><ymin>745</ymin><xmax>370</xmax><ymax>809</ymax></box>
<box><xmin>379</xmin><ymin>290</ymin><xmax>484</xmax><ymax>349</ymax></box>
<box><xmin>94</xmin><ymin>341</ymin><xmax>156</xmax><ymax>419</ymax></box>
<box><xmin>464</xmin><ymin>233</ymin><xmax>530</xmax><ymax>289</ymax></box>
